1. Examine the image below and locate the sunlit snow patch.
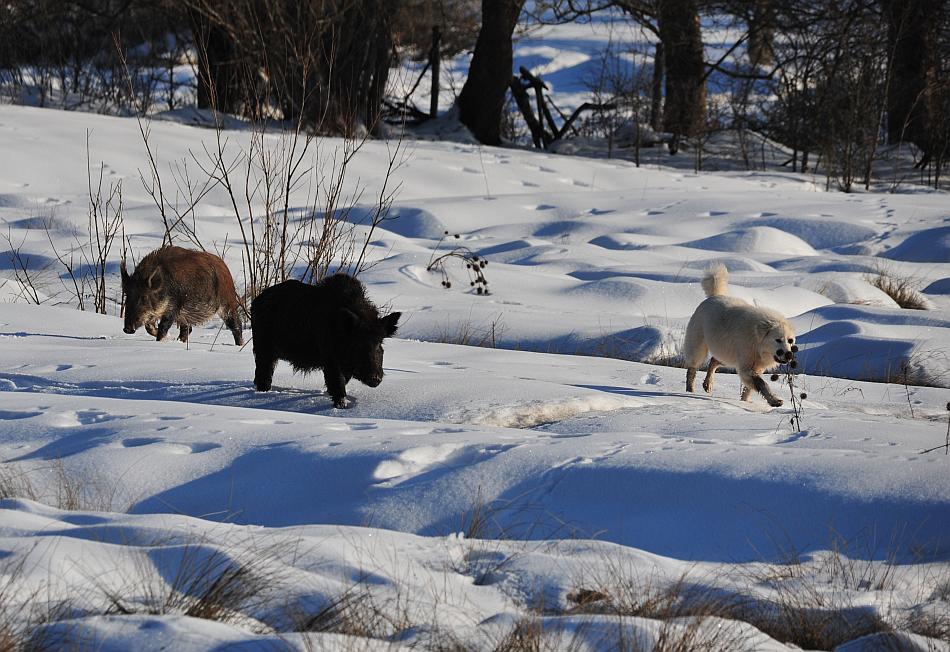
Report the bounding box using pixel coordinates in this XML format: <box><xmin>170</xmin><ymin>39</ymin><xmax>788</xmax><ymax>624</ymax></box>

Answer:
<box><xmin>450</xmin><ymin>394</ymin><xmax>642</xmax><ymax>429</ymax></box>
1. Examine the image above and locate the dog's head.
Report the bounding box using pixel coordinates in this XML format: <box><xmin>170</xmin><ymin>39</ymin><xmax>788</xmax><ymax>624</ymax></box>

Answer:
<box><xmin>757</xmin><ymin>319</ymin><xmax>798</xmax><ymax>366</ymax></box>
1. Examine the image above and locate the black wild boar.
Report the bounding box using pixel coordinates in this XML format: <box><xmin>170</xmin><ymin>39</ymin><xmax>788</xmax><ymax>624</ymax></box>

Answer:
<box><xmin>251</xmin><ymin>274</ymin><xmax>401</xmax><ymax>408</ymax></box>
<box><xmin>120</xmin><ymin>246</ymin><xmax>243</xmax><ymax>345</ymax></box>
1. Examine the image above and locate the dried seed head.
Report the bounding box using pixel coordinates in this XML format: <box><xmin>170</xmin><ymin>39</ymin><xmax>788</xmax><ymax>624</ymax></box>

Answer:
<box><xmin>445</xmin><ymin>281</ymin><xmax>452</xmax><ymax>289</ymax></box>
<box><xmin>454</xmin><ymin>233</ymin><xmax>460</xmax><ymax>239</ymax></box>
<box><xmin>771</xmin><ymin>374</ymin><xmax>779</xmax><ymax>381</ymax></box>
<box><xmin>800</xmin><ymin>392</ymin><xmax>807</xmax><ymax>400</ymax></box>
<box><xmin>470</xmin><ymin>281</ymin><xmax>475</xmax><ymax>286</ymax></box>
<box><xmin>476</xmin><ymin>286</ymin><xmax>483</xmax><ymax>295</ymax></box>
<box><xmin>444</xmin><ymin>230</ymin><xmax>449</xmax><ymax>235</ymax></box>
<box><xmin>789</xmin><ymin>360</ymin><xmax>798</xmax><ymax>369</ymax></box>
<box><xmin>466</xmin><ymin>264</ymin><xmax>471</xmax><ymax>269</ymax></box>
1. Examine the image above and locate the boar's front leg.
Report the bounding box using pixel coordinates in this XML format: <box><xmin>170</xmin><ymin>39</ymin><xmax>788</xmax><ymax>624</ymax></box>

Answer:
<box><xmin>177</xmin><ymin>323</ymin><xmax>192</xmax><ymax>343</ymax></box>
<box><xmin>323</xmin><ymin>364</ymin><xmax>350</xmax><ymax>409</ymax></box>
<box><xmin>253</xmin><ymin>343</ymin><xmax>277</xmax><ymax>392</ymax></box>
<box><xmin>155</xmin><ymin>313</ymin><xmax>176</xmax><ymax>341</ymax></box>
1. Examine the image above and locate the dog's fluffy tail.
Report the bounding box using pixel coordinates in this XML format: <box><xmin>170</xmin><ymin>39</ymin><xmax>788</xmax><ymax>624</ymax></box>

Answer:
<box><xmin>701</xmin><ymin>263</ymin><xmax>729</xmax><ymax>297</ymax></box>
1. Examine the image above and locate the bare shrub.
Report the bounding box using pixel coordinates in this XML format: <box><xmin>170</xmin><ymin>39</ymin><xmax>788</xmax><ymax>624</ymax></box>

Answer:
<box><xmin>0</xmin><ymin>464</ymin><xmax>38</xmax><ymax>502</ymax></box>
<box><xmin>433</xmin><ymin>313</ymin><xmax>505</xmax><ymax>348</ymax></box>
<box><xmin>293</xmin><ymin>582</ymin><xmax>412</xmax><ymax>640</ymax></box>
<box><xmin>734</xmin><ymin>539</ymin><xmax>901</xmax><ymax>650</ymax></box>
<box><xmin>93</xmin><ymin>541</ymin><xmax>283</xmax><ymax>632</ymax></box>
<box><xmin>0</xmin><ymin>226</ymin><xmax>49</xmax><ymax>305</ymax></box>
<box><xmin>0</xmin><ymin>460</ymin><xmax>120</xmax><ymax>512</ymax></box>
<box><xmin>45</xmin><ymin>135</ymin><xmax>125</xmax><ymax>314</ymax></box>
<box><xmin>865</xmin><ymin>265</ymin><xmax>932</xmax><ymax>310</ymax></box>
<box><xmin>134</xmin><ymin>104</ymin><xmax>406</xmax><ymax>309</ymax></box>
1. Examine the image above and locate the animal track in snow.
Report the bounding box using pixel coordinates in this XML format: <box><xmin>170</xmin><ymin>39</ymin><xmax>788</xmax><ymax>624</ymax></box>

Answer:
<box><xmin>50</xmin><ymin>409</ymin><xmax>133</xmax><ymax>427</ymax></box>
<box><xmin>238</xmin><ymin>418</ymin><xmax>293</xmax><ymax>426</ymax></box>
<box><xmin>121</xmin><ymin>437</ymin><xmax>220</xmax><ymax>454</ymax></box>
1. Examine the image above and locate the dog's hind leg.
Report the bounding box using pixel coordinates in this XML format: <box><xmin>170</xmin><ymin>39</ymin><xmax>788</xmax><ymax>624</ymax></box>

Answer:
<box><xmin>683</xmin><ymin>340</ymin><xmax>707</xmax><ymax>394</ymax></box>
<box><xmin>702</xmin><ymin>357</ymin><xmax>721</xmax><ymax>393</ymax></box>
<box><xmin>739</xmin><ymin>368</ymin><xmax>783</xmax><ymax>407</ymax></box>
<box><xmin>686</xmin><ymin>367</ymin><xmax>697</xmax><ymax>392</ymax></box>
<box><xmin>740</xmin><ymin>384</ymin><xmax>751</xmax><ymax>401</ymax></box>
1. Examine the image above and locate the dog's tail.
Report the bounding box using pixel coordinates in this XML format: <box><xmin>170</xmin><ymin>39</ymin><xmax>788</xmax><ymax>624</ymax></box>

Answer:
<box><xmin>701</xmin><ymin>263</ymin><xmax>729</xmax><ymax>297</ymax></box>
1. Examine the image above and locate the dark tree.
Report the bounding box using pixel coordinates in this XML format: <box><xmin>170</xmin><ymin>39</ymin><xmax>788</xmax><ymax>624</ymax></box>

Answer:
<box><xmin>658</xmin><ymin>0</ymin><xmax>706</xmax><ymax>149</ymax></box>
<box><xmin>187</xmin><ymin>0</ymin><xmax>396</xmax><ymax>134</ymax></box>
<box><xmin>190</xmin><ymin>10</ymin><xmax>239</xmax><ymax>114</ymax></box>
<box><xmin>457</xmin><ymin>0</ymin><xmax>525</xmax><ymax>145</ymax></box>
<box><xmin>883</xmin><ymin>0</ymin><xmax>948</xmax><ymax>164</ymax></box>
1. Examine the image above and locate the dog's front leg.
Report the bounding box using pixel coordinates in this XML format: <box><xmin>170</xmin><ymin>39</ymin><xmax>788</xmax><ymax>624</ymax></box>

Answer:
<box><xmin>740</xmin><ymin>368</ymin><xmax>783</xmax><ymax>407</ymax></box>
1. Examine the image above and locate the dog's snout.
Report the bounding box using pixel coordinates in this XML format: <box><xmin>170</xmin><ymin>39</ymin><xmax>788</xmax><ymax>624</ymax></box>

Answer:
<box><xmin>790</xmin><ymin>345</ymin><xmax>799</xmax><ymax>353</ymax></box>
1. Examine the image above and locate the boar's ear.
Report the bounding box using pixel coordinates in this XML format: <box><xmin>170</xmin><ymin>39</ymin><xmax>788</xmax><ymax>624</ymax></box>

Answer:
<box><xmin>120</xmin><ymin>259</ymin><xmax>130</xmax><ymax>288</ymax></box>
<box><xmin>380</xmin><ymin>311</ymin><xmax>401</xmax><ymax>337</ymax></box>
<box><xmin>146</xmin><ymin>267</ymin><xmax>162</xmax><ymax>290</ymax></box>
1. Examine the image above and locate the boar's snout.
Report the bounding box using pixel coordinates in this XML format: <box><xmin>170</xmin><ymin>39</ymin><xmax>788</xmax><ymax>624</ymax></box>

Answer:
<box><xmin>123</xmin><ymin>324</ymin><xmax>136</xmax><ymax>334</ymax></box>
<box><xmin>365</xmin><ymin>372</ymin><xmax>383</xmax><ymax>388</ymax></box>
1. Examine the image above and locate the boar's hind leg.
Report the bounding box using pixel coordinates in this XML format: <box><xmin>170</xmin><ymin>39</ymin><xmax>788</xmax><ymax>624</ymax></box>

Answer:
<box><xmin>323</xmin><ymin>364</ymin><xmax>350</xmax><ymax>409</ymax></box>
<box><xmin>253</xmin><ymin>345</ymin><xmax>277</xmax><ymax>392</ymax></box>
<box><xmin>224</xmin><ymin>312</ymin><xmax>243</xmax><ymax>346</ymax></box>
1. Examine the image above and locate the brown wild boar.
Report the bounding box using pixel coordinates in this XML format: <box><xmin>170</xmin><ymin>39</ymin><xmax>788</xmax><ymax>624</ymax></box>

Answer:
<box><xmin>251</xmin><ymin>274</ymin><xmax>400</xmax><ymax>408</ymax></box>
<box><xmin>120</xmin><ymin>246</ymin><xmax>243</xmax><ymax>345</ymax></box>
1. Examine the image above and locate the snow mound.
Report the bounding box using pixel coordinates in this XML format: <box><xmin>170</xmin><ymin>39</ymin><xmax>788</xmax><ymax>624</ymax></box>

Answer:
<box><xmin>566</xmin><ymin>278</ymin><xmax>650</xmax><ymax>303</ymax></box>
<box><xmin>682</xmin><ymin>226</ymin><xmax>817</xmax><ymax>256</ymax></box>
<box><xmin>802</xmin><ymin>276</ymin><xmax>900</xmax><ymax>308</ymax></box>
<box><xmin>924</xmin><ymin>277</ymin><xmax>950</xmax><ymax>295</ymax></box>
<box><xmin>880</xmin><ymin>225</ymin><xmax>950</xmax><ymax>263</ymax></box>
<box><xmin>680</xmin><ymin>256</ymin><xmax>775</xmax><ymax>273</ymax></box>
<box><xmin>738</xmin><ymin>217</ymin><xmax>876</xmax><ymax>250</ymax></box>
<box><xmin>379</xmin><ymin>206</ymin><xmax>450</xmax><ymax>239</ymax></box>
<box><xmin>589</xmin><ymin>233</ymin><xmax>676</xmax><ymax>250</ymax></box>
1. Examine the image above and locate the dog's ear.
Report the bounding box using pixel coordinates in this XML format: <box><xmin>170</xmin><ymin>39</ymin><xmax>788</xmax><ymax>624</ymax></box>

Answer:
<box><xmin>754</xmin><ymin>320</ymin><xmax>774</xmax><ymax>340</ymax></box>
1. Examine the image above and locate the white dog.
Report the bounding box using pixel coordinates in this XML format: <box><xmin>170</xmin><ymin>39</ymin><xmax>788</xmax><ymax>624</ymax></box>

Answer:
<box><xmin>684</xmin><ymin>264</ymin><xmax>796</xmax><ymax>407</ymax></box>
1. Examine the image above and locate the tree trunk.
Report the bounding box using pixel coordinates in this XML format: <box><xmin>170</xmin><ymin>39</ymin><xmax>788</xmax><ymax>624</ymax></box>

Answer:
<box><xmin>747</xmin><ymin>0</ymin><xmax>774</xmax><ymax>67</ymax></box>
<box><xmin>457</xmin><ymin>0</ymin><xmax>525</xmax><ymax>145</ymax></box>
<box><xmin>191</xmin><ymin>10</ymin><xmax>239</xmax><ymax>114</ymax></box>
<box><xmin>430</xmin><ymin>25</ymin><xmax>441</xmax><ymax>118</ymax></box>
<box><xmin>650</xmin><ymin>41</ymin><xmax>664</xmax><ymax>131</ymax></box>
<box><xmin>884</xmin><ymin>0</ymin><xmax>942</xmax><ymax>150</ymax></box>
<box><xmin>658</xmin><ymin>0</ymin><xmax>706</xmax><ymax>146</ymax></box>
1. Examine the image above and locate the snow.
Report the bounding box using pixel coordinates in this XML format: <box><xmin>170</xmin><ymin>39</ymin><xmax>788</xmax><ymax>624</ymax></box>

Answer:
<box><xmin>2</xmin><ymin>24</ymin><xmax>950</xmax><ymax>649</ymax></box>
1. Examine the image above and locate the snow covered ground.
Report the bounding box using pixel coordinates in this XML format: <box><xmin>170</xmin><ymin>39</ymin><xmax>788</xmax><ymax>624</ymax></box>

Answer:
<box><xmin>1</xmin><ymin>81</ymin><xmax>950</xmax><ymax>650</ymax></box>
